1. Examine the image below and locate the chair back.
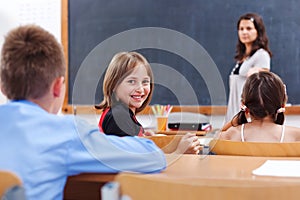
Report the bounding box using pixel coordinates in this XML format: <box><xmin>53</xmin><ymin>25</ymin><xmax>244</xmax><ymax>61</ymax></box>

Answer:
<box><xmin>209</xmin><ymin>139</ymin><xmax>300</xmax><ymax>157</ymax></box>
<box><xmin>0</xmin><ymin>171</ymin><xmax>22</xmax><ymax>197</ymax></box>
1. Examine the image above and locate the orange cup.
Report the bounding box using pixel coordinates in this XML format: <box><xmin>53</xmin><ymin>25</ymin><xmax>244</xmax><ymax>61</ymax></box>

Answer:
<box><xmin>156</xmin><ymin>116</ymin><xmax>168</xmax><ymax>131</ymax></box>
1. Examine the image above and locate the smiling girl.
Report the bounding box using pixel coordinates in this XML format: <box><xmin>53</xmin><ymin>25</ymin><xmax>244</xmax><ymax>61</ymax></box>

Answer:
<box><xmin>96</xmin><ymin>51</ymin><xmax>201</xmax><ymax>154</ymax></box>
<box><xmin>96</xmin><ymin>51</ymin><xmax>154</xmax><ymax>137</ymax></box>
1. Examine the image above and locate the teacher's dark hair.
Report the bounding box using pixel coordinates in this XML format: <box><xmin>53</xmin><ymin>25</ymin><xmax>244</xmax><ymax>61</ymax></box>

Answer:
<box><xmin>235</xmin><ymin>13</ymin><xmax>272</xmax><ymax>61</ymax></box>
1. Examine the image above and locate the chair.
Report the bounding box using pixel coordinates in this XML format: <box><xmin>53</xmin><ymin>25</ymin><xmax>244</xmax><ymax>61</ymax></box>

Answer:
<box><xmin>209</xmin><ymin>139</ymin><xmax>300</xmax><ymax>157</ymax></box>
<box><xmin>116</xmin><ymin>173</ymin><xmax>300</xmax><ymax>200</ymax></box>
<box><xmin>0</xmin><ymin>171</ymin><xmax>24</xmax><ymax>199</ymax></box>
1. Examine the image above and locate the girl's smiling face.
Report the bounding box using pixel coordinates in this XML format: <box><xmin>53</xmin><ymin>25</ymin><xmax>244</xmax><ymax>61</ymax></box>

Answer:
<box><xmin>115</xmin><ymin>64</ymin><xmax>151</xmax><ymax>113</ymax></box>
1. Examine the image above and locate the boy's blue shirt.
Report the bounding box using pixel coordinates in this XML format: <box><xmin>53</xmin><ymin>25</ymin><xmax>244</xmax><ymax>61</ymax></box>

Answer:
<box><xmin>0</xmin><ymin>100</ymin><xmax>166</xmax><ymax>200</ymax></box>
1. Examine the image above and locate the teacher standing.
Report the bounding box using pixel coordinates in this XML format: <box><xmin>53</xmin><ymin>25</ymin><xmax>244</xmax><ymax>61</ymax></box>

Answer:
<box><xmin>225</xmin><ymin>13</ymin><xmax>272</xmax><ymax>123</ymax></box>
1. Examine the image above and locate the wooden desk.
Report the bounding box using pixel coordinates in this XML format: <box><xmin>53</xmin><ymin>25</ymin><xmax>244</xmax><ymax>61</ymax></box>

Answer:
<box><xmin>146</xmin><ymin>135</ymin><xmax>204</xmax><ymax>154</ymax></box>
<box><xmin>116</xmin><ymin>155</ymin><xmax>300</xmax><ymax>200</ymax></box>
<box><xmin>155</xmin><ymin>130</ymin><xmax>208</xmax><ymax>136</ymax></box>
<box><xmin>64</xmin><ymin>173</ymin><xmax>116</xmax><ymax>200</ymax></box>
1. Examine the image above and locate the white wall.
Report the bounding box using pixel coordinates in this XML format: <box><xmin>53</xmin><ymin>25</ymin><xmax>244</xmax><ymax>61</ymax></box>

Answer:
<box><xmin>0</xmin><ymin>0</ymin><xmax>61</xmax><ymax>104</ymax></box>
<box><xmin>0</xmin><ymin>1</ymin><xmax>18</xmax><ymax>103</ymax></box>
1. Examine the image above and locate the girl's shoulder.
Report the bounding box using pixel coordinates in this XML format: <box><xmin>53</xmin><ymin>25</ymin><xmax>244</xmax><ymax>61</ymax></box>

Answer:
<box><xmin>218</xmin><ymin>125</ymin><xmax>242</xmax><ymax>140</ymax></box>
<box><xmin>284</xmin><ymin>125</ymin><xmax>300</xmax><ymax>134</ymax></box>
<box><xmin>282</xmin><ymin>125</ymin><xmax>300</xmax><ymax>141</ymax></box>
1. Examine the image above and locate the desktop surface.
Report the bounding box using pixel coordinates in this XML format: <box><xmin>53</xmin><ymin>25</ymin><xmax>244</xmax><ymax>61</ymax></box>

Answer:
<box><xmin>116</xmin><ymin>155</ymin><xmax>300</xmax><ymax>200</ymax></box>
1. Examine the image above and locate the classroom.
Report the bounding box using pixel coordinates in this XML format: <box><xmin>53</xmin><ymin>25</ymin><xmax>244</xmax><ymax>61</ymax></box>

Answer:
<box><xmin>1</xmin><ymin>0</ymin><xmax>300</xmax><ymax>200</ymax></box>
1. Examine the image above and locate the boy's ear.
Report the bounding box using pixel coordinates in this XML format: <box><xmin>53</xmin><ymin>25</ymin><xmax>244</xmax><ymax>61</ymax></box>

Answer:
<box><xmin>0</xmin><ymin>85</ymin><xmax>7</xmax><ymax>96</ymax></box>
<box><xmin>53</xmin><ymin>77</ymin><xmax>64</xmax><ymax>97</ymax></box>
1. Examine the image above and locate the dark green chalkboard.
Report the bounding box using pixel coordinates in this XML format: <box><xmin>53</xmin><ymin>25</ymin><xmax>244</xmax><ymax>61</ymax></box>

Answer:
<box><xmin>68</xmin><ymin>0</ymin><xmax>300</xmax><ymax>106</ymax></box>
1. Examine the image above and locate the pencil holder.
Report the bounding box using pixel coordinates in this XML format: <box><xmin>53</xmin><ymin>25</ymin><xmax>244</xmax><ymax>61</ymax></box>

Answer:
<box><xmin>156</xmin><ymin>116</ymin><xmax>168</xmax><ymax>131</ymax></box>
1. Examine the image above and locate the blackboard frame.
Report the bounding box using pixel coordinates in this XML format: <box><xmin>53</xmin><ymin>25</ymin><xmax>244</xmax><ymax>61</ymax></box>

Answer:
<box><xmin>62</xmin><ymin>0</ymin><xmax>300</xmax><ymax>114</ymax></box>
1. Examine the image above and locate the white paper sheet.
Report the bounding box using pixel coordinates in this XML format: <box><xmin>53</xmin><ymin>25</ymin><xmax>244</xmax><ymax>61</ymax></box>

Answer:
<box><xmin>252</xmin><ymin>160</ymin><xmax>300</xmax><ymax>177</ymax></box>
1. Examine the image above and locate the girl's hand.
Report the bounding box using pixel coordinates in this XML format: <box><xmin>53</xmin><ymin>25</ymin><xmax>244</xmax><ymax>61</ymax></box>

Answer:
<box><xmin>176</xmin><ymin>133</ymin><xmax>201</xmax><ymax>154</ymax></box>
<box><xmin>143</xmin><ymin>130</ymin><xmax>155</xmax><ymax>136</ymax></box>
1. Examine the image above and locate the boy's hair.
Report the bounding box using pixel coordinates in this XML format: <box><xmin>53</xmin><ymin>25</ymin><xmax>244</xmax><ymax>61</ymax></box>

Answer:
<box><xmin>0</xmin><ymin>25</ymin><xmax>65</xmax><ymax>100</ymax></box>
<box><xmin>235</xmin><ymin>71</ymin><xmax>287</xmax><ymax>125</ymax></box>
<box><xmin>235</xmin><ymin>12</ymin><xmax>272</xmax><ymax>61</ymax></box>
<box><xmin>96</xmin><ymin>51</ymin><xmax>154</xmax><ymax>113</ymax></box>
